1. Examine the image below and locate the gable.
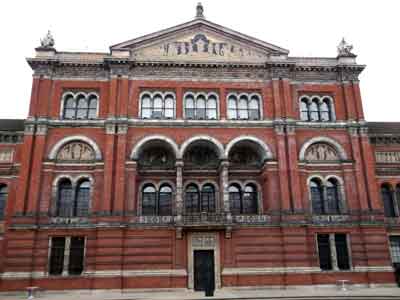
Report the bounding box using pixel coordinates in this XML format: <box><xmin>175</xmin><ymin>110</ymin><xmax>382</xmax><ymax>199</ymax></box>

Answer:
<box><xmin>111</xmin><ymin>19</ymin><xmax>289</xmax><ymax>64</ymax></box>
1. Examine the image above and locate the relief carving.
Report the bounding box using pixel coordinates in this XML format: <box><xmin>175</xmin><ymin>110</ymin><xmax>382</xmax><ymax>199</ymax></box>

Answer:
<box><xmin>0</xmin><ymin>149</ymin><xmax>13</xmax><ymax>163</ymax></box>
<box><xmin>305</xmin><ymin>143</ymin><xmax>339</xmax><ymax>161</ymax></box>
<box><xmin>375</xmin><ymin>152</ymin><xmax>400</xmax><ymax>164</ymax></box>
<box><xmin>56</xmin><ymin>142</ymin><xmax>95</xmax><ymax>161</ymax></box>
<box><xmin>192</xmin><ymin>234</ymin><xmax>216</xmax><ymax>248</ymax></box>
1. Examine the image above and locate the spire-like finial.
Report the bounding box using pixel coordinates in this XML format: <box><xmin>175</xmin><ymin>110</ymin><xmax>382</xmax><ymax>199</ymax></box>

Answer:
<box><xmin>196</xmin><ymin>2</ymin><xmax>204</xmax><ymax>19</ymax></box>
<box><xmin>40</xmin><ymin>30</ymin><xmax>55</xmax><ymax>49</ymax></box>
<box><xmin>337</xmin><ymin>37</ymin><xmax>355</xmax><ymax>57</ymax></box>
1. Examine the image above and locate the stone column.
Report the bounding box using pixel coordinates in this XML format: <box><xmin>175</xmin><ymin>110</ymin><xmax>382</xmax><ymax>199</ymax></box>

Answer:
<box><xmin>175</xmin><ymin>160</ymin><xmax>184</xmax><ymax>217</ymax></box>
<box><xmin>219</xmin><ymin>160</ymin><xmax>230</xmax><ymax>216</ymax></box>
<box><xmin>113</xmin><ymin>124</ymin><xmax>128</xmax><ymax>215</ymax></box>
<box><xmin>102</xmin><ymin>123</ymin><xmax>116</xmax><ymax>214</ymax></box>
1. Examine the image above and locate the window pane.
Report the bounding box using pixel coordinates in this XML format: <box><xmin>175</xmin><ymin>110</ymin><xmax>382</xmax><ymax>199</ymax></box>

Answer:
<box><xmin>381</xmin><ymin>185</ymin><xmax>396</xmax><ymax>217</ymax></box>
<box><xmin>196</xmin><ymin>97</ymin><xmax>206</xmax><ymax>119</ymax></box>
<box><xmin>229</xmin><ymin>185</ymin><xmax>242</xmax><ymax>215</ymax></box>
<box><xmin>310</xmin><ymin>100</ymin><xmax>319</xmax><ymax>121</ymax></box>
<box><xmin>185</xmin><ymin>96</ymin><xmax>195</xmax><ymax>119</ymax></box>
<box><xmin>228</xmin><ymin>97</ymin><xmax>238</xmax><ymax>119</ymax></box>
<box><xmin>64</xmin><ymin>97</ymin><xmax>76</xmax><ymax>119</ymax></box>
<box><xmin>159</xmin><ymin>185</ymin><xmax>172</xmax><ymax>216</ymax></box>
<box><xmin>141</xmin><ymin>95</ymin><xmax>152</xmax><ymax>119</ymax></box>
<box><xmin>57</xmin><ymin>180</ymin><xmax>73</xmax><ymax>217</ymax></box>
<box><xmin>88</xmin><ymin>97</ymin><xmax>97</xmax><ymax>119</ymax></box>
<box><xmin>164</xmin><ymin>96</ymin><xmax>174</xmax><ymax>118</ymax></box>
<box><xmin>49</xmin><ymin>237</ymin><xmax>65</xmax><ymax>275</ymax></box>
<box><xmin>141</xmin><ymin>108</ymin><xmax>152</xmax><ymax>119</ymax></box>
<box><xmin>0</xmin><ymin>185</ymin><xmax>8</xmax><ymax>220</ymax></box>
<box><xmin>335</xmin><ymin>234</ymin><xmax>350</xmax><ymax>270</ymax></box>
<box><xmin>326</xmin><ymin>180</ymin><xmax>340</xmax><ymax>214</ymax></box>
<box><xmin>311</xmin><ymin>180</ymin><xmax>324</xmax><ymax>214</ymax></box>
<box><xmin>243</xmin><ymin>184</ymin><xmax>257</xmax><ymax>214</ymax></box>
<box><xmin>76</xmin><ymin>180</ymin><xmax>90</xmax><ymax>217</ymax></box>
<box><xmin>206</xmin><ymin>98</ymin><xmax>217</xmax><ymax>120</ymax></box>
<box><xmin>201</xmin><ymin>184</ymin><xmax>215</xmax><ymax>213</ymax></box>
<box><xmin>317</xmin><ymin>234</ymin><xmax>332</xmax><ymax>270</ymax></box>
<box><xmin>300</xmin><ymin>99</ymin><xmax>309</xmax><ymax>121</ymax></box>
<box><xmin>76</xmin><ymin>97</ymin><xmax>88</xmax><ymax>119</ymax></box>
<box><xmin>238</xmin><ymin>97</ymin><xmax>249</xmax><ymax>119</ymax></box>
<box><xmin>68</xmin><ymin>237</ymin><xmax>85</xmax><ymax>275</ymax></box>
<box><xmin>249</xmin><ymin>98</ymin><xmax>260</xmax><ymax>120</ymax></box>
<box><xmin>390</xmin><ymin>236</ymin><xmax>400</xmax><ymax>263</ymax></box>
<box><xmin>152</xmin><ymin>95</ymin><xmax>163</xmax><ymax>119</ymax></box>
<box><xmin>185</xmin><ymin>185</ymin><xmax>200</xmax><ymax>214</ymax></box>
<box><xmin>142</xmin><ymin>186</ymin><xmax>157</xmax><ymax>215</ymax></box>
<box><xmin>319</xmin><ymin>101</ymin><xmax>330</xmax><ymax>122</ymax></box>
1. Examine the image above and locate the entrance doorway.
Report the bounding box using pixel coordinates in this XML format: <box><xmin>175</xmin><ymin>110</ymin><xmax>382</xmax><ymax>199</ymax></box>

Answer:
<box><xmin>194</xmin><ymin>250</ymin><xmax>215</xmax><ymax>292</ymax></box>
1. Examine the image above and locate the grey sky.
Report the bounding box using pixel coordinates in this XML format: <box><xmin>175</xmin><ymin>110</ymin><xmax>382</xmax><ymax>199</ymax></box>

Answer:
<box><xmin>2</xmin><ymin>0</ymin><xmax>399</xmax><ymax>121</ymax></box>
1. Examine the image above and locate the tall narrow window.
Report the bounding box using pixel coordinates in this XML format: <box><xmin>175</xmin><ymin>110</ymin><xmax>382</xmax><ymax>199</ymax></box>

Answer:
<box><xmin>0</xmin><ymin>184</ymin><xmax>8</xmax><ymax>220</ymax></box>
<box><xmin>206</xmin><ymin>95</ymin><xmax>218</xmax><ymax>119</ymax></box>
<box><xmin>75</xmin><ymin>180</ymin><xmax>90</xmax><ymax>217</ymax></box>
<box><xmin>326</xmin><ymin>178</ymin><xmax>340</xmax><ymax>214</ymax></box>
<box><xmin>141</xmin><ymin>94</ymin><xmax>152</xmax><ymax>119</ymax></box>
<box><xmin>185</xmin><ymin>184</ymin><xmax>200</xmax><ymax>214</ymax></box>
<box><xmin>229</xmin><ymin>184</ymin><xmax>242</xmax><ymax>215</ymax></box>
<box><xmin>249</xmin><ymin>96</ymin><xmax>260</xmax><ymax>120</ymax></box>
<box><xmin>317</xmin><ymin>234</ymin><xmax>332</xmax><ymax>270</ymax></box>
<box><xmin>238</xmin><ymin>96</ymin><xmax>249</xmax><ymax>119</ymax></box>
<box><xmin>142</xmin><ymin>185</ymin><xmax>157</xmax><ymax>215</ymax></box>
<box><xmin>57</xmin><ymin>179</ymin><xmax>74</xmax><ymax>217</ymax></box>
<box><xmin>153</xmin><ymin>93</ymin><xmax>163</xmax><ymax>118</ymax></box>
<box><xmin>196</xmin><ymin>95</ymin><xmax>206</xmax><ymax>119</ymax></box>
<box><xmin>201</xmin><ymin>184</ymin><xmax>216</xmax><ymax>213</ymax></box>
<box><xmin>76</xmin><ymin>94</ymin><xmax>88</xmax><ymax>119</ymax></box>
<box><xmin>243</xmin><ymin>184</ymin><xmax>258</xmax><ymax>214</ymax></box>
<box><xmin>389</xmin><ymin>236</ymin><xmax>400</xmax><ymax>264</ymax></box>
<box><xmin>63</xmin><ymin>95</ymin><xmax>76</xmax><ymax>119</ymax></box>
<box><xmin>309</xmin><ymin>99</ymin><xmax>319</xmax><ymax>121</ymax></box>
<box><xmin>88</xmin><ymin>95</ymin><xmax>98</xmax><ymax>119</ymax></box>
<box><xmin>164</xmin><ymin>95</ymin><xmax>175</xmax><ymax>119</ymax></box>
<box><xmin>68</xmin><ymin>236</ymin><xmax>85</xmax><ymax>275</ymax></box>
<box><xmin>310</xmin><ymin>179</ymin><xmax>324</xmax><ymax>214</ymax></box>
<box><xmin>335</xmin><ymin>234</ymin><xmax>350</xmax><ymax>270</ymax></box>
<box><xmin>49</xmin><ymin>237</ymin><xmax>66</xmax><ymax>275</ymax></box>
<box><xmin>381</xmin><ymin>184</ymin><xmax>396</xmax><ymax>217</ymax></box>
<box><xmin>319</xmin><ymin>98</ymin><xmax>331</xmax><ymax>121</ymax></box>
<box><xmin>159</xmin><ymin>185</ymin><xmax>173</xmax><ymax>216</ymax></box>
<box><xmin>227</xmin><ymin>96</ymin><xmax>238</xmax><ymax>119</ymax></box>
<box><xmin>300</xmin><ymin>98</ymin><xmax>309</xmax><ymax>121</ymax></box>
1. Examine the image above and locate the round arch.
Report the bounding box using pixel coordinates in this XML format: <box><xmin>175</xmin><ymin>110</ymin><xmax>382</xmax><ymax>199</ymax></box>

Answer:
<box><xmin>180</xmin><ymin>135</ymin><xmax>225</xmax><ymax>159</ymax></box>
<box><xmin>225</xmin><ymin>135</ymin><xmax>273</xmax><ymax>161</ymax></box>
<box><xmin>299</xmin><ymin>136</ymin><xmax>347</xmax><ymax>161</ymax></box>
<box><xmin>130</xmin><ymin>135</ymin><xmax>180</xmax><ymax>160</ymax></box>
<box><xmin>48</xmin><ymin>135</ymin><xmax>102</xmax><ymax>160</ymax></box>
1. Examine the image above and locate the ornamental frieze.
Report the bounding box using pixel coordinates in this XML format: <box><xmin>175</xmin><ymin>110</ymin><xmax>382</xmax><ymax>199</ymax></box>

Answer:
<box><xmin>375</xmin><ymin>152</ymin><xmax>400</xmax><ymax>164</ymax></box>
<box><xmin>132</xmin><ymin>32</ymin><xmax>269</xmax><ymax>63</ymax></box>
<box><xmin>0</xmin><ymin>149</ymin><xmax>13</xmax><ymax>163</ymax></box>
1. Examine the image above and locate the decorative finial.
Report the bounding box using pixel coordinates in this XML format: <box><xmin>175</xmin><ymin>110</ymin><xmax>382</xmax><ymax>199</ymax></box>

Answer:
<box><xmin>40</xmin><ymin>30</ymin><xmax>55</xmax><ymax>49</ymax></box>
<box><xmin>337</xmin><ymin>37</ymin><xmax>355</xmax><ymax>57</ymax></box>
<box><xmin>196</xmin><ymin>2</ymin><xmax>204</xmax><ymax>19</ymax></box>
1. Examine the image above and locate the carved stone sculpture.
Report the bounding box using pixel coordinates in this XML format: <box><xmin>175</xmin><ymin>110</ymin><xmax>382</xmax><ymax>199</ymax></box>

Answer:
<box><xmin>56</xmin><ymin>142</ymin><xmax>95</xmax><ymax>161</ymax></box>
<box><xmin>0</xmin><ymin>149</ymin><xmax>13</xmax><ymax>163</ymax></box>
<box><xmin>305</xmin><ymin>143</ymin><xmax>339</xmax><ymax>161</ymax></box>
<box><xmin>196</xmin><ymin>2</ymin><xmax>204</xmax><ymax>18</ymax></box>
<box><xmin>337</xmin><ymin>38</ymin><xmax>355</xmax><ymax>57</ymax></box>
<box><xmin>40</xmin><ymin>30</ymin><xmax>55</xmax><ymax>48</ymax></box>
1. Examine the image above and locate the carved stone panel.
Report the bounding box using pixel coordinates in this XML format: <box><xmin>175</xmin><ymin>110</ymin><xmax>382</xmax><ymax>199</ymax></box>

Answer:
<box><xmin>305</xmin><ymin>143</ymin><xmax>339</xmax><ymax>161</ymax></box>
<box><xmin>0</xmin><ymin>149</ymin><xmax>13</xmax><ymax>163</ymax></box>
<box><xmin>56</xmin><ymin>142</ymin><xmax>95</xmax><ymax>161</ymax></box>
<box><xmin>375</xmin><ymin>152</ymin><xmax>400</xmax><ymax>164</ymax></box>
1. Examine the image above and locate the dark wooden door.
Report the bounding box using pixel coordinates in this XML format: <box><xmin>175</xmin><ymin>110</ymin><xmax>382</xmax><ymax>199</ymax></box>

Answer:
<box><xmin>194</xmin><ymin>250</ymin><xmax>215</xmax><ymax>292</ymax></box>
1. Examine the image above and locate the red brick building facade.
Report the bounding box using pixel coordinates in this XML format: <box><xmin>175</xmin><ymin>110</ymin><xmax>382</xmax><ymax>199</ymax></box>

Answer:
<box><xmin>1</xmin><ymin>4</ymin><xmax>399</xmax><ymax>292</ymax></box>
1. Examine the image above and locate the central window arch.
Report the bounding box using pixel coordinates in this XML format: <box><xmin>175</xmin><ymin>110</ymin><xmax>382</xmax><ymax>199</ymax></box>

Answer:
<box><xmin>184</xmin><ymin>92</ymin><xmax>219</xmax><ymax>120</ymax></box>
<box><xmin>185</xmin><ymin>183</ymin><xmax>216</xmax><ymax>214</ymax></box>
<box><xmin>299</xmin><ymin>95</ymin><xmax>335</xmax><ymax>122</ymax></box>
<box><xmin>140</xmin><ymin>91</ymin><xmax>176</xmax><ymax>119</ymax></box>
<box><xmin>229</xmin><ymin>183</ymin><xmax>258</xmax><ymax>214</ymax></box>
<box><xmin>141</xmin><ymin>183</ymin><xmax>173</xmax><ymax>216</ymax></box>
<box><xmin>309</xmin><ymin>177</ymin><xmax>342</xmax><ymax>215</ymax></box>
<box><xmin>62</xmin><ymin>92</ymin><xmax>98</xmax><ymax>120</ymax></box>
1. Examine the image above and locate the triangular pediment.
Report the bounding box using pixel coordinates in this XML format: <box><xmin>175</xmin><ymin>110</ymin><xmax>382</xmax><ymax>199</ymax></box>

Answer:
<box><xmin>111</xmin><ymin>19</ymin><xmax>289</xmax><ymax>63</ymax></box>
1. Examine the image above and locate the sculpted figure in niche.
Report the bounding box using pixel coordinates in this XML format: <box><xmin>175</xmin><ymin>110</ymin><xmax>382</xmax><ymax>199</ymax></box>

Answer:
<box><xmin>229</xmin><ymin>146</ymin><xmax>261</xmax><ymax>167</ymax></box>
<box><xmin>0</xmin><ymin>149</ymin><xmax>13</xmax><ymax>162</ymax></box>
<box><xmin>56</xmin><ymin>142</ymin><xmax>95</xmax><ymax>161</ymax></box>
<box><xmin>139</xmin><ymin>147</ymin><xmax>174</xmax><ymax>169</ymax></box>
<box><xmin>305</xmin><ymin>143</ymin><xmax>339</xmax><ymax>161</ymax></box>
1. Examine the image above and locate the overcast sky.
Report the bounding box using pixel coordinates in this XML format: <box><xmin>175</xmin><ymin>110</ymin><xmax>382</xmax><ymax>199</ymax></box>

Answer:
<box><xmin>1</xmin><ymin>0</ymin><xmax>399</xmax><ymax>121</ymax></box>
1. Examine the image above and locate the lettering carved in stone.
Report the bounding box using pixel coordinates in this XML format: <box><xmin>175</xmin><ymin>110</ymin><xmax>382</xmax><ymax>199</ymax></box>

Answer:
<box><xmin>0</xmin><ymin>149</ymin><xmax>13</xmax><ymax>163</ymax></box>
<box><xmin>375</xmin><ymin>152</ymin><xmax>400</xmax><ymax>163</ymax></box>
<box><xmin>56</xmin><ymin>142</ymin><xmax>95</xmax><ymax>161</ymax></box>
<box><xmin>304</xmin><ymin>143</ymin><xmax>339</xmax><ymax>161</ymax></box>
<box><xmin>192</xmin><ymin>234</ymin><xmax>216</xmax><ymax>248</ymax></box>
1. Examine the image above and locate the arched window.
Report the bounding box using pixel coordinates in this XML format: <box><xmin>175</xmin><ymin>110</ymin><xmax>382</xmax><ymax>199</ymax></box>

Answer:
<box><xmin>142</xmin><ymin>184</ymin><xmax>157</xmax><ymax>215</ymax></box>
<box><xmin>381</xmin><ymin>184</ymin><xmax>396</xmax><ymax>217</ymax></box>
<box><xmin>310</xmin><ymin>178</ymin><xmax>324</xmax><ymax>214</ymax></box>
<box><xmin>309</xmin><ymin>99</ymin><xmax>319</xmax><ymax>121</ymax></box>
<box><xmin>140</xmin><ymin>92</ymin><xmax>176</xmax><ymax>119</ymax></box>
<box><xmin>227</xmin><ymin>93</ymin><xmax>261</xmax><ymax>120</ymax></box>
<box><xmin>61</xmin><ymin>92</ymin><xmax>99</xmax><ymax>120</ymax></box>
<box><xmin>57</xmin><ymin>179</ymin><xmax>74</xmax><ymax>217</ymax></box>
<box><xmin>229</xmin><ymin>183</ymin><xmax>258</xmax><ymax>215</ymax></box>
<box><xmin>326</xmin><ymin>178</ymin><xmax>340</xmax><ymax>214</ymax></box>
<box><xmin>201</xmin><ymin>184</ymin><xmax>216</xmax><ymax>213</ymax></box>
<box><xmin>159</xmin><ymin>185</ymin><xmax>173</xmax><ymax>216</ymax></box>
<box><xmin>185</xmin><ymin>184</ymin><xmax>200</xmax><ymax>214</ymax></box>
<box><xmin>184</xmin><ymin>93</ymin><xmax>218</xmax><ymax>120</ymax></box>
<box><xmin>0</xmin><ymin>184</ymin><xmax>8</xmax><ymax>220</ymax></box>
<box><xmin>300</xmin><ymin>98</ymin><xmax>309</xmax><ymax>121</ymax></box>
<box><xmin>75</xmin><ymin>180</ymin><xmax>90</xmax><ymax>217</ymax></box>
<box><xmin>229</xmin><ymin>184</ymin><xmax>242</xmax><ymax>215</ymax></box>
<box><xmin>243</xmin><ymin>184</ymin><xmax>258</xmax><ymax>214</ymax></box>
<box><xmin>319</xmin><ymin>98</ymin><xmax>331</xmax><ymax>121</ymax></box>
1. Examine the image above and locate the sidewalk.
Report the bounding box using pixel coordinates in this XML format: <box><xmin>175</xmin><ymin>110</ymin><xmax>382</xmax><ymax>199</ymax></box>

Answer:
<box><xmin>1</xmin><ymin>286</ymin><xmax>400</xmax><ymax>300</ymax></box>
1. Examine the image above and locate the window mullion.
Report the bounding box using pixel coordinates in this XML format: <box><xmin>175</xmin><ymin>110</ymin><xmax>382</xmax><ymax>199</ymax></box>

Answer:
<box><xmin>329</xmin><ymin>234</ymin><xmax>339</xmax><ymax>271</ymax></box>
<box><xmin>322</xmin><ymin>185</ymin><xmax>329</xmax><ymax>214</ymax></box>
